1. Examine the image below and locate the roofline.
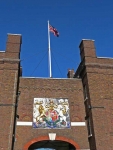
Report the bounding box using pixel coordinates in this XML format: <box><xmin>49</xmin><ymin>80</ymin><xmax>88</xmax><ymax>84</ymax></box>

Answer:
<box><xmin>20</xmin><ymin>77</ymin><xmax>81</xmax><ymax>80</ymax></box>
<box><xmin>0</xmin><ymin>51</ymin><xmax>5</xmax><ymax>52</ymax></box>
<box><xmin>97</xmin><ymin>57</ymin><xmax>113</xmax><ymax>59</ymax></box>
<box><xmin>7</xmin><ymin>33</ymin><xmax>22</xmax><ymax>36</ymax></box>
<box><xmin>82</xmin><ymin>39</ymin><xmax>95</xmax><ymax>41</ymax></box>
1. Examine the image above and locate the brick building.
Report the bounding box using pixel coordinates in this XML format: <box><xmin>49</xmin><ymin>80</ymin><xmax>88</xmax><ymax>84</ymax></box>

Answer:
<box><xmin>0</xmin><ymin>34</ymin><xmax>113</xmax><ymax>150</ymax></box>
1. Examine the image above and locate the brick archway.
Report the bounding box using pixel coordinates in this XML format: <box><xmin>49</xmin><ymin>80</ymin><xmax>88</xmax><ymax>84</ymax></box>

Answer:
<box><xmin>23</xmin><ymin>136</ymin><xmax>80</xmax><ymax>150</ymax></box>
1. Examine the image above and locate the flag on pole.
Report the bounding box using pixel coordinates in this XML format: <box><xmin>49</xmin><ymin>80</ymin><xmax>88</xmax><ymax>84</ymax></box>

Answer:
<box><xmin>49</xmin><ymin>24</ymin><xmax>59</xmax><ymax>37</ymax></box>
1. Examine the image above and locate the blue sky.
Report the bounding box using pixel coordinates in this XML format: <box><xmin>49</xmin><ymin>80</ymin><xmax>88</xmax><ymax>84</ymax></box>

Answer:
<box><xmin>0</xmin><ymin>0</ymin><xmax>113</xmax><ymax>78</ymax></box>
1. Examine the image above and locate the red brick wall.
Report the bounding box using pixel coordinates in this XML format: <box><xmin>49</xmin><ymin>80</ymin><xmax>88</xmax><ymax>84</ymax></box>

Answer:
<box><xmin>14</xmin><ymin>78</ymin><xmax>89</xmax><ymax>150</ymax></box>
<box><xmin>23</xmin><ymin>136</ymin><xmax>80</xmax><ymax>150</ymax></box>
<box><xmin>0</xmin><ymin>34</ymin><xmax>21</xmax><ymax>150</ymax></box>
<box><xmin>79</xmin><ymin>39</ymin><xmax>113</xmax><ymax>150</ymax></box>
<box><xmin>2</xmin><ymin>34</ymin><xmax>113</xmax><ymax>150</ymax></box>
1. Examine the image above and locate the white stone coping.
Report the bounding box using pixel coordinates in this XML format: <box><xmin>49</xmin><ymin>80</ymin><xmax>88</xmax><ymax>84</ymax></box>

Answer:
<box><xmin>97</xmin><ymin>57</ymin><xmax>113</xmax><ymax>59</ymax></box>
<box><xmin>17</xmin><ymin>121</ymin><xmax>86</xmax><ymax>126</ymax></box>
<box><xmin>7</xmin><ymin>33</ymin><xmax>22</xmax><ymax>36</ymax></box>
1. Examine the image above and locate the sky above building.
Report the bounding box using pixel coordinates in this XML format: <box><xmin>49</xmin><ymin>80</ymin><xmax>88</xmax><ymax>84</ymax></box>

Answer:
<box><xmin>0</xmin><ymin>0</ymin><xmax>113</xmax><ymax>78</ymax></box>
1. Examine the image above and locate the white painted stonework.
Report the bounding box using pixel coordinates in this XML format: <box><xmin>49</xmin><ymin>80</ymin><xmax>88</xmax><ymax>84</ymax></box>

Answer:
<box><xmin>17</xmin><ymin>121</ymin><xmax>86</xmax><ymax>126</ymax></box>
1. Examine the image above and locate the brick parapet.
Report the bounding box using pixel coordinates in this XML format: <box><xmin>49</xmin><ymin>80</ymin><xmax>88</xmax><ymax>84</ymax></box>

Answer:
<box><xmin>79</xmin><ymin>40</ymin><xmax>96</xmax><ymax>61</ymax></box>
<box><xmin>14</xmin><ymin>77</ymin><xmax>89</xmax><ymax>149</ymax></box>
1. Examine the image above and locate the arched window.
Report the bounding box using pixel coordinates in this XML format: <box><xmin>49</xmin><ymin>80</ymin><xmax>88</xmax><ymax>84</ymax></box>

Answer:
<box><xmin>28</xmin><ymin>140</ymin><xmax>76</xmax><ymax>150</ymax></box>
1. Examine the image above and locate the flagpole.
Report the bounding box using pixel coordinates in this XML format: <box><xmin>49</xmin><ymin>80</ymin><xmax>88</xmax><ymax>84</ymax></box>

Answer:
<box><xmin>48</xmin><ymin>20</ymin><xmax>52</xmax><ymax>78</ymax></box>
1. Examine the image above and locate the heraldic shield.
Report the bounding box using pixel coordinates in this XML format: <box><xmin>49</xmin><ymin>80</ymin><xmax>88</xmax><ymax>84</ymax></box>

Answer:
<box><xmin>33</xmin><ymin>98</ymin><xmax>70</xmax><ymax>129</ymax></box>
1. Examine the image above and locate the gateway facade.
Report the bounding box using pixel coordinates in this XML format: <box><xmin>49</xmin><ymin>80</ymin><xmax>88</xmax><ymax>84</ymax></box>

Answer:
<box><xmin>0</xmin><ymin>34</ymin><xmax>113</xmax><ymax>150</ymax></box>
